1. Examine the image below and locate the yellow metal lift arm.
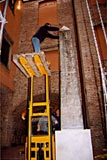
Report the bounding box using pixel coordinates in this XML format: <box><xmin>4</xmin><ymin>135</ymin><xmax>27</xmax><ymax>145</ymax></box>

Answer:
<box><xmin>13</xmin><ymin>52</ymin><xmax>55</xmax><ymax>160</ymax></box>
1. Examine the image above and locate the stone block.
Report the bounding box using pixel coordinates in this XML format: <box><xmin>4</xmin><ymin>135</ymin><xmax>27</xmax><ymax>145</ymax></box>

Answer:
<box><xmin>55</xmin><ymin>129</ymin><xmax>94</xmax><ymax>160</ymax></box>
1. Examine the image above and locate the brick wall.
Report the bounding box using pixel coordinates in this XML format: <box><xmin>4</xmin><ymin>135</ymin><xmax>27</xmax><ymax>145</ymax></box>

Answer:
<box><xmin>57</xmin><ymin>0</ymin><xmax>106</xmax><ymax>156</ymax></box>
<box><xmin>73</xmin><ymin>0</ymin><xmax>106</xmax><ymax>155</ymax></box>
<box><xmin>6</xmin><ymin>0</ymin><xmax>60</xmax><ymax>147</ymax></box>
<box><xmin>1</xmin><ymin>0</ymin><xmax>106</xmax><ymax>157</ymax></box>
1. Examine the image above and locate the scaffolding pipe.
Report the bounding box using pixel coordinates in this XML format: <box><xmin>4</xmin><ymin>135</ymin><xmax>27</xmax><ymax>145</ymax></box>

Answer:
<box><xmin>86</xmin><ymin>0</ymin><xmax>107</xmax><ymax>129</ymax></box>
<box><xmin>96</xmin><ymin>0</ymin><xmax>107</xmax><ymax>45</ymax></box>
<box><xmin>0</xmin><ymin>0</ymin><xmax>9</xmax><ymax>55</ymax></box>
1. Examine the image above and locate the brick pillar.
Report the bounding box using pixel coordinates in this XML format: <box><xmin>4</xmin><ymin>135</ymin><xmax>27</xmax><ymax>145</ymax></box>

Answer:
<box><xmin>73</xmin><ymin>0</ymin><xmax>105</xmax><ymax>154</ymax></box>
<box><xmin>60</xmin><ymin>26</ymin><xmax>83</xmax><ymax>129</ymax></box>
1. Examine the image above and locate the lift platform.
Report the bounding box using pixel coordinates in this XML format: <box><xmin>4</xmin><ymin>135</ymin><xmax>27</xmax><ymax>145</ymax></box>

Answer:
<box><xmin>13</xmin><ymin>52</ymin><xmax>55</xmax><ymax>160</ymax></box>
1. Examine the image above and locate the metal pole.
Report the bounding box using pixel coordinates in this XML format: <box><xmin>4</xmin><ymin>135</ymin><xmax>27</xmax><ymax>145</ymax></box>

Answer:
<box><xmin>0</xmin><ymin>0</ymin><xmax>9</xmax><ymax>55</ymax></box>
<box><xmin>46</xmin><ymin>73</ymin><xmax>52</xmax><ymax>160</ymax></box>
<box><xmin>28</xmin><ymin>76</ymin><xmax>33</xmax><ymax>160</ymax></box>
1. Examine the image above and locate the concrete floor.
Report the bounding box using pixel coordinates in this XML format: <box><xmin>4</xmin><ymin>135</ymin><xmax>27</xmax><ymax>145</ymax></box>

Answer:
<box><xmin>1</xmin><ymin>145</ymin><xmax>25</xmax><ymax>160</ymax></box>
<box><xmin>1</xmin><ymin>144</ymin><xmax>107</xmax><ymax>160</ymax></box>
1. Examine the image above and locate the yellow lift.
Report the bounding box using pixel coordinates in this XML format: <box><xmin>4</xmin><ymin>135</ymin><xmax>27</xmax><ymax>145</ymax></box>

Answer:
<box><xmin>13</xmin><ymin>52</ymin><xmax>55</xmax><ymax>160</ymax></box>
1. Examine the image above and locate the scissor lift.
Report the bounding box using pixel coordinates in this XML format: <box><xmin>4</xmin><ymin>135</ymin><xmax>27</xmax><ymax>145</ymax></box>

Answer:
<box><xmin>13</xmin><ymin>52</ymin><xmax>55</xmax><ymax>160</ymax></box>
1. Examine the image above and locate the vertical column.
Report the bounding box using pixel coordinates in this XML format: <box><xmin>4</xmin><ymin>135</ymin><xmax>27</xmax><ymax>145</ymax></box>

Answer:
<box><xmin>55</xmin><ymin>26</ymin><xmax>93</xmax><ymax>160</ymax></box>
<box><xmin>60</xmin><ymin>26</ymin><xmax>83</xmax><ymax>129</ymax></box>
<box><xmin>74</xmin><ymin>0</ymin><xmax>105</xmax><ymax>153</ymax></box>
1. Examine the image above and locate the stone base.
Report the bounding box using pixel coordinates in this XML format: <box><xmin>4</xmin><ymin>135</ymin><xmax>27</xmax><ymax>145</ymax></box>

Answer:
<box><xmin>55</xmin><ymin>129</ymin><xmax>94</xmax><ymax>160</ymax></box>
